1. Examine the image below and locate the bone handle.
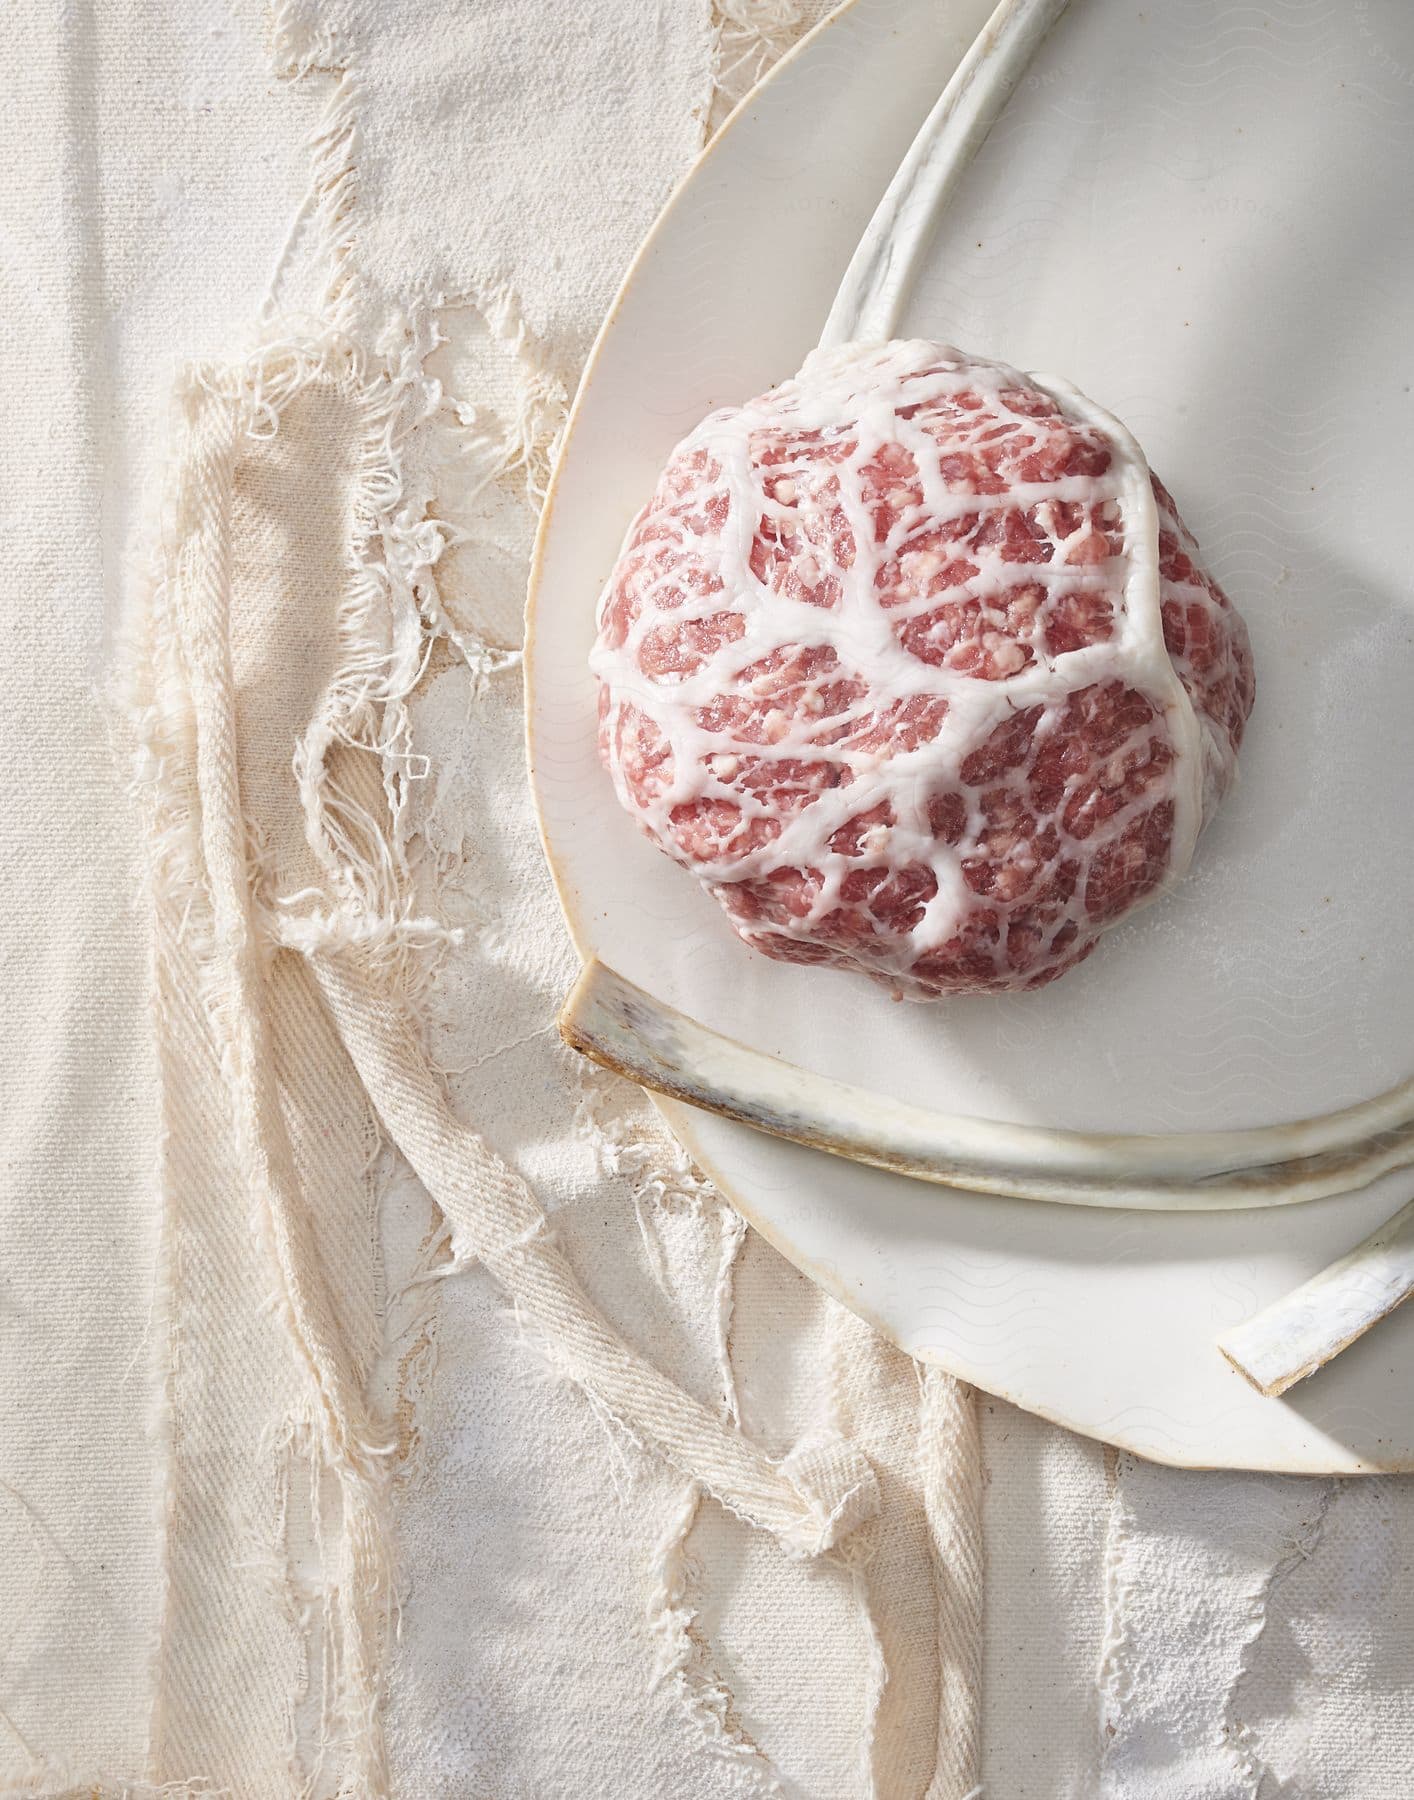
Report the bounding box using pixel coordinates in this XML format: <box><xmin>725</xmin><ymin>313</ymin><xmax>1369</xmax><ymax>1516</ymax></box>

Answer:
<box><xmin>558</xmin><ymin>959</ymin><xmax>1414</xmax><ymax>1212</ymax></box>
<box><xmin>820</xmin><ymin>0</ymin><xmax>1072</xmax><ymax>349</ymax></box>
<box><xmin>1217</xmin><ymin>1197</ymin><xmax>1414</xmax><ymax>1397</ymax></box>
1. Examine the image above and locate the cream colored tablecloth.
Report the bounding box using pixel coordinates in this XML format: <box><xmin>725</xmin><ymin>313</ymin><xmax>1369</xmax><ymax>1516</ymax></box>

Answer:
<box><xmin>2</xmin><ymin>4</ymin><xmax>1412</xmax><ymax>1796</ymax></box>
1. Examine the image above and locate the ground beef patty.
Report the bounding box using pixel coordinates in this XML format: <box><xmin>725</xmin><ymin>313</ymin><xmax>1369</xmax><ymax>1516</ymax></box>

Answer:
<box><xmin>592</xmin><ymin>340</ymin><xmax>1254</xmax><ymax>999</ymax></box>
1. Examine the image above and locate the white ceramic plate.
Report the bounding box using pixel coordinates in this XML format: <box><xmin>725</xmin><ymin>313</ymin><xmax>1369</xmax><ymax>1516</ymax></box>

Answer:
<box><xmin>527</xmin><ymin>0</ymin><xmax>1414</xmax><ymax>1471</ymax></box>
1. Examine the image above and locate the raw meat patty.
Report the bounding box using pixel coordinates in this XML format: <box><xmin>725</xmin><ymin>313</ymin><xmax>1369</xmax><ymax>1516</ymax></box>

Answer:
<box><xmin>592</xmin><ymin>340</ymin><xmax>1254</xmax><ymax>999</ymax></box>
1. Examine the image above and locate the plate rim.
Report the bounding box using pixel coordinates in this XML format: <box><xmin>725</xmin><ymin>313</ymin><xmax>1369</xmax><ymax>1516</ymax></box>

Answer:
<box><xmin>521</xmin><ymin>0</ymin><xmax>1414</xmax><ymax>1473</ymax></box>
<box><xmin>523</xmin><ymin>0</ymin><xmax>869</xmax><ymax>939</ymax></box>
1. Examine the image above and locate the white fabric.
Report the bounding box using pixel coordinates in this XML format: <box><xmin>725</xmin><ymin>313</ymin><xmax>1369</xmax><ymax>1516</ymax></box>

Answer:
<box><xmin>2</xmin><ymin>3</ymin><xmax>1414</xmax><ymax>1798</ymax></box>
<box><xmin>1099</xmin><ymin>1458</ymin><xmax>1414</xmax><ymax>1798</ymax></box>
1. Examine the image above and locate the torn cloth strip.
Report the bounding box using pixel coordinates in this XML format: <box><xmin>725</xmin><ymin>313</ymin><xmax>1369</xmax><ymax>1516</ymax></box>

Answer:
<box><xmin>127</xmin><ymin>344</ymin><xmax>397</xmax><ymax>1798</ymax></box>
<box><xmin>306</xmin><ymin>949</ymin><xmax>880</xmax><ymax>1559</ymax></box>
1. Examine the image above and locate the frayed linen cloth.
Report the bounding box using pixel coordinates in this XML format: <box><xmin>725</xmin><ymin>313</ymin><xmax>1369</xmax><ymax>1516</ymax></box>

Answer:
<box><xmin>3</xmin><ymin>2</ymin><xmax>1414</xmax><ymax>1798</ymax></box>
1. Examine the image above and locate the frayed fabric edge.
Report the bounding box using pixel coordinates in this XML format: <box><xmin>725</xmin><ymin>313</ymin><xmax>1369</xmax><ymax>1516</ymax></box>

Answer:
<box><xmin>1095</xmin><ymin>1460</ymin><xmax>1335</xmax><ymax>1796</ymax></box>
<box><xmin>648</xmin><ymin>1481</ymin><xmax>787</xmax><ymax>1798</ymax></box>
<box><xmin>117</xmin><ymin>331</ymin><xmax>432</xmax><ymax>1798</ymax></box>
<box><xmin>1222</xmin><ymin>1482</ymin><xmax>1336</xmax><ymax>1795</ymax></box>
<box><xmin>707</xmin><ymin>0</ymin><xmax>814</xmax><ymax>139</ymax></box>
<box><xmin>121</xmin><ymin>307</ymin><xmax>884</xmax><ymax>1790</ymax></box>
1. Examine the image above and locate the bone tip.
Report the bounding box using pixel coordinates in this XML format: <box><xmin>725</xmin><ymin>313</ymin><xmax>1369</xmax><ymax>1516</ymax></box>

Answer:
<box><xmin>1216</xmin><ymin>1336</ymin><xmax>1306</xmax><ymax>1399</ymax></box>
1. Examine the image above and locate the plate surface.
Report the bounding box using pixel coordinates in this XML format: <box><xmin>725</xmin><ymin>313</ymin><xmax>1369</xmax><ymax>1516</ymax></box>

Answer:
<box><xmin>528</xmin><ymin>0</ymin><xmax>1414</xmax><ymax>1470</ymax></box>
